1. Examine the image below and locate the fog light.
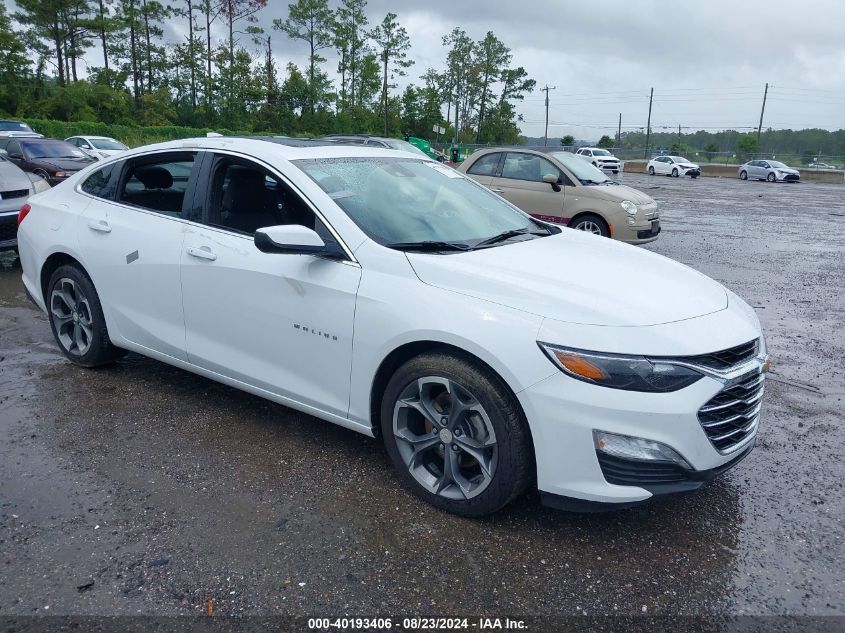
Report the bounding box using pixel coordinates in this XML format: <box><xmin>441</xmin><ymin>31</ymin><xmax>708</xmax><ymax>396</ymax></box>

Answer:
<box><xmin>627</xmin><ymin>217</ymin><xmax>636</xmax><ymax>225</ymax></box>
<box><xmin>593</xmin><ymin>430</ymin><xmax>691</xmax><ymax>468</ymax></box>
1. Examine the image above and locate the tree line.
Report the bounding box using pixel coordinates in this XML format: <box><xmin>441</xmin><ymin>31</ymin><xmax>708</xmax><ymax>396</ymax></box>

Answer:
<box><xmin>0</xmin><ymin>0</ymin><xmax>534</xmax><ymax>143</ymax></box>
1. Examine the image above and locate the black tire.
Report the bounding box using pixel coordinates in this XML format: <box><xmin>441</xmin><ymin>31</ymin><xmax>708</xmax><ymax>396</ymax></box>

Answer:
<box><xmin>767</xmin><ymin>172</ymin><xmax>776</xmax><ymax>182</ymax></box>
<box><xmin>380</xmin><ymin>351</ymin><xmax>533</xmax><ymax>517</ymax></box>
<box><xmin>47</xmin><ymin>264</ymin><xmax>126</xmax><ymax>367</ymax></box>
<box><xmin>648</xmin><ymin>166</ymin><xmax>655</xmax><ymax>175</ymax></box>
<box><xmin>33</xmin><ymin>168</ymin><xmax>50</xmax><ymax>180</ymax></box>
<box><xmin>672</xmin><ymin>168</ymin><xmax>679</xmax><ymax>178</ymax></box>
<box><xmin>570</xmin><ymin>213</ymin><xmax>610</xmax><ymax>238</ymax></box>
<box><xmin>739</xmin><ymin>170</ymin><xmax>748</xmax><ymax>180</ymax></box>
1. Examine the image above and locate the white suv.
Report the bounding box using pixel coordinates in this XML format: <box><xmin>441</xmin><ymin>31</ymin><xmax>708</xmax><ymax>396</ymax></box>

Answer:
<box><xmin>575</xmin><ymin>147</ymin><xmax>622</xmax><ymax>173</ymax></box>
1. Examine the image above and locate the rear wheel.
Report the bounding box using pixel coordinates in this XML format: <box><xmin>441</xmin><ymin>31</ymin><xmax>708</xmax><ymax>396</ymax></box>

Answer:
<box><xmin>47</xmin><ymin>265</ymin><xmax>126</xmax><ymax>367</ymax></box>
<box><xmin>570</xmin><ymin>213</ymin><xmax>610</xmax><ymax>238</ymax></box>
<box><xmin>648</xmin><ymin>166</ymin><xmax>655</xmax><ymax>175</ymax></box>
<box><xmin>381</xmin><ymin>352</ymin><xmax>532</xmax><ymax>517</ymax></box>
<box><xmin>767</xmin><ymin>172</ymin><xmax>777</xmax><ymax>182</ymax></box>
<box><xmin>739</xmin><ymin>170</ymin><xmax>748</xmax><ymax>180</ymax></box>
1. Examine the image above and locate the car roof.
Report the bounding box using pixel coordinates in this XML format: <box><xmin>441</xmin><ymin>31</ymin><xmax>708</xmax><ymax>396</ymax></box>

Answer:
<box><xmin>89</xmin><ymin>136</ymin><xmax>432</xmax><ymax>161</ymax></box>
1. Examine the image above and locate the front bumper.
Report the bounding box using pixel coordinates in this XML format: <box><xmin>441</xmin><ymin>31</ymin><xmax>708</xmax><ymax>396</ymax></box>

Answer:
<box><xmin>618</xmin><ymin>218</ymin><xmax>660</xmax><ymax>244</ymax></box>
<box><xmin>518</xmin><ymin>342</ymin><xmax>766</xmax><ymax>508</ymax></box>
<box><xmin>682</xmin><ymin>168</ymin><xmax>701</xmax><ymax>177</ymax></box>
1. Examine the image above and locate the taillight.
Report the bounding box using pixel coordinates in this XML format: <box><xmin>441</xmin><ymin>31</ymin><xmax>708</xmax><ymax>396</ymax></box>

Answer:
<box><xmin>18</xmin><ymin>203</ymin><xmax>31</xmax><ymax>225</ymax></box>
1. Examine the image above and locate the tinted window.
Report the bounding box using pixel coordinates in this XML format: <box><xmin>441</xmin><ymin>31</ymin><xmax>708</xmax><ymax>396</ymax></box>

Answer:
<box><xmin>501</xmin><ymin>153</ymin><xmax>560</xmax><ymax>182</ymax></box>
<box><xmin>20</xmin><ymin>140</ymin><xmax>85</xmax><ymax>159</ymax></box>
<box><xmin>6</xmin><ymin>140</ymin><xmax>21</xmax><ymax>155</ymax></box>
<box><xmin>81</xmin><ymin>164</ymin><xmax>118</xmax><ymax>199</ymax></box>
<box><xmin>117</xmin><ymin>154</ymin><xmax>195</xmax><ymax>216</ymax></box>
<box><xmin>206</xmin><ymin>156</ymin><xmax>324</xmax><ymax>237</ymax></box>
<box><xmin>467</xmin><ymin>153</ymin><xmax>501</xmax><ymax>176</ymax></box>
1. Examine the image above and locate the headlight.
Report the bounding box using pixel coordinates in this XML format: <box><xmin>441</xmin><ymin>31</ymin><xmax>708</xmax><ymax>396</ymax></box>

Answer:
<box><xmin>538</xmin><ymin>343</ymin><xmax>704</xmax><ymax>392</ymax></box>
<box><xmin>620</xmin><ymin>200</ymin><xmax>637</xmax><ymax>215</ymax></box>
<box><xmin>53</xmin><ymin>171</ymin><xmax>69</xmax><ymax>178</ymax></box>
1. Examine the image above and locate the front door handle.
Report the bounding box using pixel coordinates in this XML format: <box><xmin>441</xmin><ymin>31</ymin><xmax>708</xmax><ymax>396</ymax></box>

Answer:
<box><xmin>490</xmin><ymin>187</ymin><xmax>504</xmax><ymax>193</ymax></box>
<box><xmin>186</xmin><ymin>245</ymin><xmax>217</xmax><ymax>261</ymax></box>
<box><xmin>87</xmin><ymin>219</ymin><xmax>111</xmax><ymax>233</ymax></box>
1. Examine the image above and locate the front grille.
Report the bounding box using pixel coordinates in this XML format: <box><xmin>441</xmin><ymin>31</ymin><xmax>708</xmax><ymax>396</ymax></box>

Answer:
<box><xmin>698</xmin><ymin>368</ymin><xmax>764</xmax><ymax>453</ymax></box>
<box><xmin>784</xmin><ymin>174</ymin><xmax>799</xmax><ymax>181</ymax></box>
<box><xmin>673</xmin><ymin>339</ymin><xmax>759</xmax><ymax>370</ymax></box>
<box><xmin>0</xmin><ymin>189</ymin><xmax>28</xmax><ymax>200</ymax></box>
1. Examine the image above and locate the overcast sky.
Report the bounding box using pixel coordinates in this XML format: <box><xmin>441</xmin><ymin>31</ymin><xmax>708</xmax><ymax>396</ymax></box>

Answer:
<box><xmin>40</xmin><ymin>0</ymin><xmax>845</xmax><ymax>140</ymax></box>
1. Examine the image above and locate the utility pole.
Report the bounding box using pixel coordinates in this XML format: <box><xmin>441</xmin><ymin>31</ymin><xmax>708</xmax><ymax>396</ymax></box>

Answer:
<box><xmin>542</xmin><ymin>85</ymin><xmax>556</xmax><ymax>146</ymax></box>
<box><xmin>617</xmin><ymin>113</ymin><xmax>622</xmax><ymax>145</ymax></box>
<box><xmin>757</xmin><ymin>82</ymin><xmax>769</xmax><ymax>144</ymax></box>
<box><xmin>678</xmin><ymin>123</ymin><xmax>682</xmax><ymax>146</ymax></box>
<box><xmin>644</xmin><ymin>88</ymin><xmax>654</xmax><ymax>159</ymax></box>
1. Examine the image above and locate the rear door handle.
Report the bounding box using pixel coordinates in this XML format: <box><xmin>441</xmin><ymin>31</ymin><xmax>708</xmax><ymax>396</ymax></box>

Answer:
<box><xmin>186</xmin><ymin>245</ymin><xmax>217</xmax><ymax>261</ymax></box>
<box><xmin>87</xmin><ymin>219</ymin><xmax>111</xmax><ymax>233</ymax></box>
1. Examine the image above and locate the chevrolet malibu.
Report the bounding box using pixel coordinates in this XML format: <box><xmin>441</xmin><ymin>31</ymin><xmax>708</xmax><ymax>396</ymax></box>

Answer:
<box><xmin>17</xmin><ymin>137</ymin><xmax>768</xmax><ymax>516</ymax></box>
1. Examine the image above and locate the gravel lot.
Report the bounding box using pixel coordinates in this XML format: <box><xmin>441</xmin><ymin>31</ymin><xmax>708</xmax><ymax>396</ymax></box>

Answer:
<box><xmin>1</xmin><ymin>173</ymin><xmax>843</xmax><ymax>623</ymax></box>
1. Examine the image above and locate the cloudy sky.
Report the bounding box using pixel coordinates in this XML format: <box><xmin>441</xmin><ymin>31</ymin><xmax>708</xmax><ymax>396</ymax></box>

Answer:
<box><xmin>61</xmin><ymin>0</ymin><xmax>845</xmax><ymax>140</ymax></box>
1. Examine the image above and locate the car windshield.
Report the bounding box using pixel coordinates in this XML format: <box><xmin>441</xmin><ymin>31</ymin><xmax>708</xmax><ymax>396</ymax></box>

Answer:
<box><xmin>90</xmin><ymin>138</ymin><xmax>128</xmax><ymax>150</ymax></box>
<box><xmin>769</xmin><ymin>161</ymin><xmax>787</xmax><ymax>168</ymax></box>
<box><xmin>21</xmin><ymin>140</ymin><xmax>86</xmax><ymax>159</ymax></box>
<box><xmin>549</xmin><ymin>152</ymin><xmax>610</xmax><ymax>184</ymax></box>
<box><xmin>669</xmin><ymin>156</ymin><xmax>690</xmax><ymax>163</ymax></box>
<box><xmin>592</xmin><ymin>149</ymin><xmax>611</xmax><ymax>156</ymax></box>
<box><xmin>0</xmin><ymin>120</ymin><xmax>33</xmax><ymax>132</ymax></box>
<box><xmin>383</xmin><ymin>139</ymin><xmax>429</xmax><ymax>157</ymax></box>
<box><xmin>295</xmin><ymin>157</ymin><xmax>551</xmax><ymax>249</ymax></box>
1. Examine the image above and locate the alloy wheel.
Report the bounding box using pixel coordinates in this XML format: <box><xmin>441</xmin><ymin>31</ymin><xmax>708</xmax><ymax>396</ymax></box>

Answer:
<box><xmin>50</xmin><ymin>278</ymin><xmax>94</xmax><ymax>356</ymax></box>
<box><xmin>575</xmin><ymin>220</ymin><xmax>602</xmax><ymax>235</ymax></box>
<box><xmin>392</xmin><ymin>376</ymin><xmax>498</xmax><ymax>500</ymax></box>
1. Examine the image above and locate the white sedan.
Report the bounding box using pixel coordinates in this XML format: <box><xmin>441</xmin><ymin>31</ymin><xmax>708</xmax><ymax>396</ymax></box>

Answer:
<box><xmin>17</xmin><ymin>137</ymin><xmax>768</xmax><ymax>515</ymax></box>
<box><xmin>65</xmin><ymin>135</ymin><xmax>129</xmax><ymax>160</ymax></box>
<box><xmin>647</xmin><ymin>155</ymin><xmax>701</xmax><ymax>178</ymax></box>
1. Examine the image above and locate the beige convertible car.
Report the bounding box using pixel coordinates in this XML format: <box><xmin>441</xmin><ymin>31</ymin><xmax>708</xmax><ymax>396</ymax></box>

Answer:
<box><xmin>459</xmin><ymin>148</ymin><xmax>660</xmax><ymax>244</ymax></box>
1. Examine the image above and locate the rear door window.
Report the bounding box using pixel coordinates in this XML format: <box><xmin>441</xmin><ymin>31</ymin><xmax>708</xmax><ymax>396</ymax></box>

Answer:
<box><xmin>116</xmin><ymin>153</ymin><xmax>196</xmax><ymax>216</ymax></box>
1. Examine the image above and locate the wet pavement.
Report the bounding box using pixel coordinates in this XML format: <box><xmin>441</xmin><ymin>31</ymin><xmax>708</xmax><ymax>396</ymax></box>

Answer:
<box><xmin>0</xmin><ymin>174</ymin><xmax>843</xmax><ymax>620</ymax></box>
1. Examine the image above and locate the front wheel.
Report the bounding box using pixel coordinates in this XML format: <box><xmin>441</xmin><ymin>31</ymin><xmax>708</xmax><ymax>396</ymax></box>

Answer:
<box><xmin>570</xmin><ymin>214</ymin><xmax>610</xmax><ymax>238</ymax></box>
<box><xmin>648</xmin><ymin>166</ymin><xmax>655</xmax><ymax>175</ymax></box>
<box><xmin>767</xmin><ymin>172</ymin><xmax>777</xmax><ymax>182</ymax></box>
<box><xmin>381</xmin><ymin>352</ymin><xmax>532</xmax><ymax>516</ymax></box>
<box><xmin>739</xmin><ymin>170</ymin><xmax>748</xmax><ymax>180</ymax></box>
<box><xmin>672</xmin><ymin>168</ymin><xmax>679</xmax><ymax>178</ymax></box>
<box><xmin>33</xmin><ymin>168</ymin><xmax>50</xmax><ymax>181</ymax></box>
<box><xmin>47</xmin><ymin>265</ymin><xmax>126</xmax><ymax>367</ymax></box>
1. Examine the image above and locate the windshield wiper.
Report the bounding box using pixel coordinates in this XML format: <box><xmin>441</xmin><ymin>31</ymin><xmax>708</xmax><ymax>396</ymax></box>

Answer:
<box><xmin>387</xmin><ymin>240</ymin><xmax>472</xmax><ymax>252</ymax></box>
<box><xmin>471</xmin><ymin>227</ymin><xmax>549</xmax><ymax>249</ymax></box>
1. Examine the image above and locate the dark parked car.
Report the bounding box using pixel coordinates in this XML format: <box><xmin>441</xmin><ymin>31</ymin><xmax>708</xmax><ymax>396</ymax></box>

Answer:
<box><xmin>0</xmin><ymin>138</ymin><xmax>95</xmax><ymax>186</ymax></box>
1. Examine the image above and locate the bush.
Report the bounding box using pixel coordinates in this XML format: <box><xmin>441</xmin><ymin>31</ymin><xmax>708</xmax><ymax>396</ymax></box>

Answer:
<box><xmin>23</xmin><ymin>118</ymin><xmax>247</xmax><ymax>148</ymax></box>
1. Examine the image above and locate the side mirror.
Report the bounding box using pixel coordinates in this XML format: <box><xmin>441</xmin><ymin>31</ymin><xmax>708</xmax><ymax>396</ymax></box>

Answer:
<box><xmin>543</xmin><ymin>172</ymin><xmax>562</xmax><ymax>192</ymax></box>
<box><xmin>254</xmin><ymin>224</ymin><xmax>343</xmax><ymax>258</ymax></box>
<box><xmin>81</xmin><ymin>144</ymin><xmax>92</xmax><ymax>150</ymax></box>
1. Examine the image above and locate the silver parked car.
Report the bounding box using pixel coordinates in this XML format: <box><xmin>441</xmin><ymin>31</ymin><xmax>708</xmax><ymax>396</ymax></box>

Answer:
<box><xmin>738</xmin><ymin>160</ymin><xmax>800</xmax><ymax>182</ymax></box>
<box><xmin>0</xmin><ymin>152</ymin><xmax>50</xmax><ymax>250</ymax></box>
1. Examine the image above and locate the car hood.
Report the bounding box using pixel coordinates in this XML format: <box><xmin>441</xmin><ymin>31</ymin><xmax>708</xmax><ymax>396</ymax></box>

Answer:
<box><xmin>678</xmin><ymin>163</ymin><xmax>699</xmax><ymax>169</ymax></box>
<box><xmin>33</xmin><ymin>157</ymin><xmax>95</xmax><ymax>171</ymax></box>
<box><xmin>586</xmin><ymin>184</ymin><xmax>655</xmax><ymax>205</ymax></box>
<box><xmin>0</xmin><ymin>163</ymin><xmax>32</xmax><ymax>191</ymax></box>
<box><xmin>406</xmin><ymin>231</ymin><xmax>728</xmax><ymax>327</ymax></box>
<box><xmin>775</xmin><ymin>167</ymin><xmax>799</xmax><ymax>174</ymax></box>
<box><xmin>96</xmin><ymin>149</ymin><xmax>125</xmax><ymax>156</ymax></box>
